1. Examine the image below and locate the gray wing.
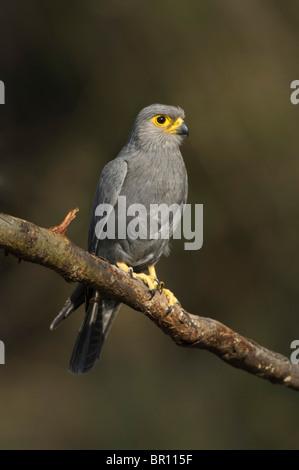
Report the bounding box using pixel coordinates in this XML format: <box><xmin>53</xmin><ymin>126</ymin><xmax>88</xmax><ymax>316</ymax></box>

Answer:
<box><xmin>88</xmin><ymin>158</ymin><xmax>128</xmax><ymax>255</ymax></box>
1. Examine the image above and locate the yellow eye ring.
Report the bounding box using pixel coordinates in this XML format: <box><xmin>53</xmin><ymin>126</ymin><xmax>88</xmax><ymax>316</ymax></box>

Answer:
<box><xmin>152</xmin><ymin>115</ymin><xmax>171</xmax><ymax>128</ymax></box>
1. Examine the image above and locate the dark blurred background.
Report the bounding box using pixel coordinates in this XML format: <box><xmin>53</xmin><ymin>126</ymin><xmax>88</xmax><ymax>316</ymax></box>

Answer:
<box><xmin>1</xmin><ymin>0</ymin><xmax>299</xmax><ymax>449</ymax></box>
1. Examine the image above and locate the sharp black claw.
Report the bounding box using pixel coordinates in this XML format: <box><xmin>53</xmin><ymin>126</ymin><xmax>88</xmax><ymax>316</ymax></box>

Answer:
<box><xmin>129</xmin><ymin>268</ymin><xmax>134</xmax><ymax>277</ymax></box>
<box><xmin>150</xmin><ymin>289</ymin><xmax>156</xmax><ymax>300</ymax></box>
<box><xmin>159</xmin><ymin>282</ymin><xmax>164</xmax><ymax>294</ymax></box>
<box><xmin>165</xmin><ymin>305</ymin><xmax>173</xmax><ymax>315</ymax></box>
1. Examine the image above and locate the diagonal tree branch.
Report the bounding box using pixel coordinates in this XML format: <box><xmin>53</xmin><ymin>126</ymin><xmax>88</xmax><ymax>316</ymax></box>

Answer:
<box><xmin>0</xmin><ymin>211</ymin><xmax>298</xmax><ymax>391</ymax></box>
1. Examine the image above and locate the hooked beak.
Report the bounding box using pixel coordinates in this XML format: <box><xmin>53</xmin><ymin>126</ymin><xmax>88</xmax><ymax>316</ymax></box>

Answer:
<box><xmin>176</xmin><ymin>121</ymin><xmax>189</xmax><ymax>137</ymax></box>
<box><xmin>164</xmin><ymin>117</ymin><xmax>189</xmax><ymax>137</ymax></box>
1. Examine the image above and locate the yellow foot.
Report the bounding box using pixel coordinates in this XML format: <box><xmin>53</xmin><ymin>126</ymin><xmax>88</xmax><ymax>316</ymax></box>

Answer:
<box><xmin>148</xmin><ymin>266</ymin><xmax>179</xmax><ymax>313</ymax></box>
<box><xmin>117</xmin><ymin>262</ymin><xmax>179</xmax><ymax>313</ymax></box>
<box><xmin>162</xmin><ymin>288</ymin><xmax>179</xmax><ymax>314</ymax></box>
<box><xmin>117</xmin><ymin>262</ymin><xmax>159</xmax><ymax>299</ymax></box>
<box><xmin>148</xmin><ymin>265</ymin><xmax>164</xmax><ymax>293</ymax></box>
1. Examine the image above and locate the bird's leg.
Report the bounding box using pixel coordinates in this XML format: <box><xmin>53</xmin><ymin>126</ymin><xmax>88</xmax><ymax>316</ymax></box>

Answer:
<box><xmin>148</xmin><ymin>265</ymin><xmax>160</xmax><ymax>285</ymax></box>
<box><xmin>117</xmin><ymin>261</ymin><xmax>134</xmax><ymax>276</ymax></box>
<box><xmin>117</xmin><ymin>262</ymin><xmax>159</xmax><ymax>299</ymax></box>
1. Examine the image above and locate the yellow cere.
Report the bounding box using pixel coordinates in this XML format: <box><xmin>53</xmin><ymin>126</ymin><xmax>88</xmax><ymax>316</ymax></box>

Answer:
<box><xmin>165</xmin><ymin>117</ymin><xmax>184</xmax><ymax>134</ymax></box>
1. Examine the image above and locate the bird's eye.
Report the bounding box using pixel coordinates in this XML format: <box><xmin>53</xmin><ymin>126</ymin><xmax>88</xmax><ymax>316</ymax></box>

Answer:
<box><xmin>152</xmin><ymin>115</ymin><xmax>171</xmax><ymax>128</ymax></box>
<box><xmin>157</xmin><ymin>116</ymin><xmax>166</xmax><ymax>124</ymax></box>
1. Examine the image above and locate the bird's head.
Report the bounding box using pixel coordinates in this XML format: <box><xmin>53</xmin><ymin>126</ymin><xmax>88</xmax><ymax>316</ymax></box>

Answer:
<box><xmin>128</xmin><ymin>104</ymin><xmax>189</xmax><ymax>151</ymax></box>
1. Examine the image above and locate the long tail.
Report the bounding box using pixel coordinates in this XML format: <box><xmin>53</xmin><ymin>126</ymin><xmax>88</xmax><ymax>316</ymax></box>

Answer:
<box><xmin>68</xmin><ymin>296</ymin><xmax>120</xmax><ymax>374</ymax></box>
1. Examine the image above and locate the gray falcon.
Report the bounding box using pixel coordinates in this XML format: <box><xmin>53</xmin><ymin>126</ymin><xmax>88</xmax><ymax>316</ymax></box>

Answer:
<box><xmin>51</xmin><ymin>104</ymin><xmax>189</xmax><ymax>374</ymax></box>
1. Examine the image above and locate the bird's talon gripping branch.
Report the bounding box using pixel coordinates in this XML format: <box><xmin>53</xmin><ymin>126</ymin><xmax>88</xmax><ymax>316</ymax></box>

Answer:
<box><xmin>117</xmin><ymin>263</ymin><xmax>178</xmax><ymax>312</ymax></box>
<box><xmin>117</xmin><ymin>262</ymin><xmax>160</xmax><ymax>298</ymax></box>
<box><xmin>117</xmin><ymin>262</ymin><xmax>132</xmax><ymax>275</ymax></box>
<box><xmin>150</xmin><ymin>289</ymin><xmax>156</xmax><ymax>300</ymax></box>
<box><xmin>149</xmin><ymin>267</ymin><xmax>164</xmax><ymax>294</ymax></box>
<box><xmin>166</xmin><ymin>305</ymin><xmax>173</xmax><ymax>315</ymax></box>
<box><xmin>162</xmin><ymin>287</ymin><xmax>179</xmax><ymax>314</ymax></box>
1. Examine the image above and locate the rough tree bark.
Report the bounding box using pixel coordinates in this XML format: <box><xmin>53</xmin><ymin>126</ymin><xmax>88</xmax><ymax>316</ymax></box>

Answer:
<box><xmin>0</xmin><ymin>211</ymin><xmax>298</xmax><ymax>391</ymax></box>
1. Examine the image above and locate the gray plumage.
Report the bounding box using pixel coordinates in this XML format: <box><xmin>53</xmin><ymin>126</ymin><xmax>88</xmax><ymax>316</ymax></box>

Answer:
<box><xmin>51</xmin><ymin>104</ymin><xmax>188</xmax><ymax>374</ymax></box>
